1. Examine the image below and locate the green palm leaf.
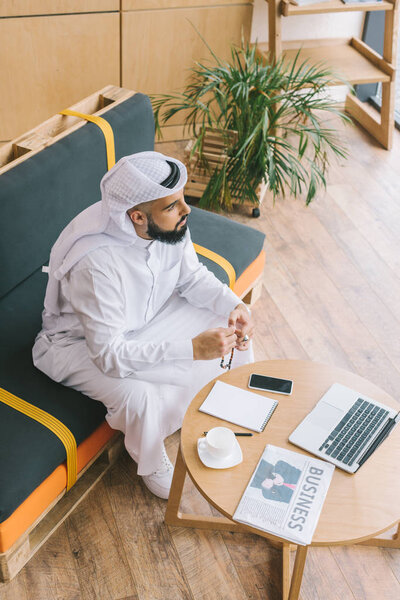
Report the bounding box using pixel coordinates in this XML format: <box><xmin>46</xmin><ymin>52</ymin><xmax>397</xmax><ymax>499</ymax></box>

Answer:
<box><xmin>150</xmin><ymin>35</ymin><xmax>349</xmax><ymax>210</ymax></box>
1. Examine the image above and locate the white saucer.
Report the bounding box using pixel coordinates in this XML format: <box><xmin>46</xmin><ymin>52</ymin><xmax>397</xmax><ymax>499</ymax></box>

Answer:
<box><xmin>197</xmin><ymin>438</ymin><xmax>243</xmax><ymax>469</ymax></box>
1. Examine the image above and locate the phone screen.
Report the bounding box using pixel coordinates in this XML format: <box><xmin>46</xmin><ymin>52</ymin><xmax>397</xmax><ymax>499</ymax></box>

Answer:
<box><xmin>249</xmin><ymin>374</ymin><xmax>293</xmax><ymax>395</ymax></box>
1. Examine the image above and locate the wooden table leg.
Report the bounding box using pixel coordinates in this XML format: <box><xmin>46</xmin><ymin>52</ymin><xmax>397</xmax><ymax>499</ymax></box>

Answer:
<box><xmin>288</xmin><ymin>545</ymin><xmax>308</xmax><ymax>600</ymax></box>
<box><xmin>164</xmin><ymin>444</ymin><xmax>249</xmax><ymax>532</ymax></box>
<box><xmin>358</xmin><ymin>522</ymin><xmax>400</xmax><ymax>549</ymax></box>
<box><xmin>166</xmin><ymin>446</ymin><xmax>309</xmax><ymax>600</ymax></box>
<box><xmin>282</xmin><ymin>543</ymin><xmax>291</xmax><ymax>600</ymax></box>
<box><xmin>164</xmin><ymin>443</ymin><xmax>187</xmax><ymax>526</ymax></box>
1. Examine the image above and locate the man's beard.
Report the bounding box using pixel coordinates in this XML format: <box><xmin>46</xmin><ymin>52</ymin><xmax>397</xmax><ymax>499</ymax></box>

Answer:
<box><xmin>146</xmin><ymin>213</ymin><xmax>188</xmax><ymax>244</ymax></box>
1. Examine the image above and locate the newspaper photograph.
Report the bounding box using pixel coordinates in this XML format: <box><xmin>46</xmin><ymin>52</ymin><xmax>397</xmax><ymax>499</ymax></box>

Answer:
<box><xmin>233</xmin><ymin>444</ymin><xmax>335</xmax><ymax>545</ymax></box>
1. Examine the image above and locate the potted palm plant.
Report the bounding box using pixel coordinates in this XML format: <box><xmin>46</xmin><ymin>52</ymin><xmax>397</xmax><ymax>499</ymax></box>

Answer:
<box><xmin>151</xmin><ymin>39</ymin><xmax>350</xmax><ymax>214</ymax></box>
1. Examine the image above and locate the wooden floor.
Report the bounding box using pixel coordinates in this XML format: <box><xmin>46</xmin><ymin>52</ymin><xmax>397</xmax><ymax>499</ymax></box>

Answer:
<box><xmin>2</xmin><ymin>124</ymin><xmax>400</xmax><ymax>600</ymax></box>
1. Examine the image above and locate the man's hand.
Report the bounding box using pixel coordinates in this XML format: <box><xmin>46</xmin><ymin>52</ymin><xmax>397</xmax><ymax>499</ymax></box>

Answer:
<box><xmin>228</xmin><ymin>303</ymin><xmax>254</xmax><ymax>351</ymax></box>
<box><xmin>192</xmin><ymin>327</ymin><xmax>237</xmax><ymax>360</ymax></box>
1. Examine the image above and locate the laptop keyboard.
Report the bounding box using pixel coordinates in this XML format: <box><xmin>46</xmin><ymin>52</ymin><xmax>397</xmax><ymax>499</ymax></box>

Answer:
<box><xmin>318</xmin><ymin>398</ymin><xmax>389</xmax><ymax>466</ymax></box>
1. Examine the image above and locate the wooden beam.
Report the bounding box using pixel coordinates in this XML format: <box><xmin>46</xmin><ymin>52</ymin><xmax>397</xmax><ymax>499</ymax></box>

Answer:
<box><xmin>0</xmin><ymin>434</ymin><xmax>124</xmax><ymax>582</ymax></box>
<box><xmin>345</xmin><ymin>93</ymin><xmax>388</xmax><ymax>148</ymax></box>
<box><xmin>350</xmin><ymin>37</ymin><xmax>395</xmax><ymax>78</ymax></box>
<box><xmin>267</xmin><ymin>0</ymin><xmax>282</xmax><ymax>59</ymax></box>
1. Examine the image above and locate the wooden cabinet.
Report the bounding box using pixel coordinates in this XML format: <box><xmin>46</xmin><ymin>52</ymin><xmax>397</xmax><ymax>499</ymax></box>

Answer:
<box><xmin>0</xmin><ymin>12</ymin><xmax>119</xmax><ymax>140</ymax></box>
<box><xmin>0</xmin><ymin>1</ymin><xmax>118</xmax><ymax>17</ymax></box>
<box><xmin>122</xmin><ymin>0</ymin><xmax>250</xmax><ymax>8</ymax></box>
<box><xmin>258</xmin><ymin>0</ymin><xmax>399</xmax><ymax>149</ymax></box>
<box><xmin>121</xmin><ymin>2</ymin><xmax>253</xmax><ymax>140</ymax></box>
<box><xmin>0</xmin><ymin>1</ymin><xmax>253</xmax><ymax>142</ymax></box>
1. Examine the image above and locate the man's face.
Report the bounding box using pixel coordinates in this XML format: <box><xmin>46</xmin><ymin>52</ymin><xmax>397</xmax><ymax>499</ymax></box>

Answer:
<box><xmin>145</xmin><ymin>189</ymin><xmax>191</xmax><ymax>244</ymax></box>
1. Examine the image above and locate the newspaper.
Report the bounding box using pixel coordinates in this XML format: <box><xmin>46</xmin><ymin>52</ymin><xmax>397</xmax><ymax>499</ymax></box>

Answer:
<box><xmin>233</xmin><ymin>445</ymin><xmax>335</xmax><ymax>545</ymax></box>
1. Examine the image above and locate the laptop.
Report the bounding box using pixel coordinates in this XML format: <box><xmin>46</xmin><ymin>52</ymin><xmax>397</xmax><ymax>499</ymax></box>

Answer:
<box><xmin>289</xmin><ymin>383</ymin><xmax>400</xmax><ymax>473</ymax></box>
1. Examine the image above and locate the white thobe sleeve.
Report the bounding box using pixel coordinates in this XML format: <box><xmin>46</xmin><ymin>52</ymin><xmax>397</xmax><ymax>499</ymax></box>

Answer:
<box><xmin>68</xmin><ymin>267</ymin><xmax>193</xmax><ymax>381</ymax></box>
<box><xmin>176</xmin><ymin>231</ymin><xmax>242</xmax><ymax>317</ymax></box>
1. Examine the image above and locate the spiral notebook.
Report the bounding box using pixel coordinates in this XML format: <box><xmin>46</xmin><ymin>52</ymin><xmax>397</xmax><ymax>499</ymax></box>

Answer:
<box><xmin>199</xmin><ymin>380</ymin><xmax>278</xmax><ymax>432</ymax></box>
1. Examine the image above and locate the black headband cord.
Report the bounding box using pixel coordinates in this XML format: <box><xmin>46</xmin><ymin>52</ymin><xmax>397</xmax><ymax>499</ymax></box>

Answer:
<box><xmin>161</xmin><ymin>160</ymin><xmax>180</xmax><ymax>189</ymax></box>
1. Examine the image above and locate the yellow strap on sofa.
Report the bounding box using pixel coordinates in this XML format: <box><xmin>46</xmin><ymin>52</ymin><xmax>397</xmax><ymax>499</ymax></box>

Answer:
<box><xmin>193</xmin><ymin>243</ymin><xmax>236</xmax><ymax>289</ymax></box>
<box><xmin>59</xmin><ymin>109</ymin><xmax>116</xmax><ymax>170</ymax></box>
<box><xmin>59</xmin><ymin>110</ymin><xmax>236</xmax><ymax>289</ymax></box>
<box><xmin>0</xmin><ymin>387</ymin><xmax>77</xmax><ymax>491</ymax></box>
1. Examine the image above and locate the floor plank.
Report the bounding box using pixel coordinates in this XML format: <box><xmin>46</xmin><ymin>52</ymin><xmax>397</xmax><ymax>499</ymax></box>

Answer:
<box><xmin>264</xmin><ymin>196</ymin><xmax>400</xmax><ymax>398</ymax></box>
<box><xmin>299</xmin><ymin>547</ymin><xmax>355</xmax><ymax>600</ymax></box>
<box><xmin>1</xmin><ymin>126</ymin><xmax>400</xmax><ymax>600</ymax></box>
<box><xmin>0</xmin><ymin>569</ymin><xmax>29</xmax><ymax>600</ymax></box>
<box><xmin>285</xmin><ymin>198</ymin><xmax>400</xmax><ymax>377</ymax></box>
<box><xmin>331</xmin><ymin>182</ymin><xmax>400</xmax><ymax>277</ymax></box>
<box><xmin>383</xmin><ymin>546</ymin><xmax>400</xmax><ymax>584</ymax></box>
<box><xmin>331</xmin><ymin>545</ymin><xmax>400</xmax><ymax>600</ymax></box>
<box><xmin>21</xmin><ymin>523</ymin><xmax>82</xmax><ymax>600</ymax></box>
<box><xmin>105</xmin><ymin>452</ymin><xmax>193</xmax><ymax>600</ymax></box>
<box><xmin>220</xmin><ymin>530</ymin><xmax>283</xmax><ymax>599</ymax></box>
<box><xmin>64</xmin><ymin>477</ymin><xmax>138</xmax><ymax>600</ymax></box>
<box><xmin>261</xmin><ymin>229</ymin><xmax>353</xmax><ymax>368</ymax></box>
<box><xmin>167</xmin><ymin>445</ymin><xmax>248</xmax><ymax>600</ymax></box>
<box><xmin>251</xmin><ymin>285</ymin><xmax>308</xmax><ymax>362</ymax></box>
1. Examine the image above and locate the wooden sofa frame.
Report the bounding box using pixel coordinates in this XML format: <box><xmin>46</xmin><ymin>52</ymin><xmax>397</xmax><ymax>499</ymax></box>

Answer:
<box><xmin>0</xmin><ymin>85</ymin><xmax>264</xmax><ymax>582</ymax></box>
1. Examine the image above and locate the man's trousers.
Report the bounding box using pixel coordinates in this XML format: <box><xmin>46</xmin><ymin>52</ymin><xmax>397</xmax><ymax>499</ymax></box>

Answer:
<box><xmin>33</xmin><ymin>293</ymin><xmax>253</xmax><ymax>475</ymax></box>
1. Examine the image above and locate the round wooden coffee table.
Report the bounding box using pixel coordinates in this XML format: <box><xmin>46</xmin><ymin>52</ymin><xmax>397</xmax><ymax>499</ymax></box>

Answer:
<box><xmin>165</xmin><ymin>360</ymin><xmax>400</xmax><ymax>600</ymax></box>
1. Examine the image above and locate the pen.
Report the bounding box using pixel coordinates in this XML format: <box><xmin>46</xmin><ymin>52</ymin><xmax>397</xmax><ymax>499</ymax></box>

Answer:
<box><xmin>203</xmin><ymin>431</ymin><xmax>253</xmax><ymax>436</ymax></box>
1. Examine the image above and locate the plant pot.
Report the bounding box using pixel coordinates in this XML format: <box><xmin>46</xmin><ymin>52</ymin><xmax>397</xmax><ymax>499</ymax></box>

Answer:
<box><xmin>184</xmin><ymin>129</ymin><xmax>267</xmax><ymax>217</ymax></box>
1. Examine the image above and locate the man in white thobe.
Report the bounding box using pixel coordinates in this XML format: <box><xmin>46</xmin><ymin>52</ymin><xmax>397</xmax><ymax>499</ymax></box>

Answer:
<box><xmin>33</xmin><ymin>152</ymin><xmax>254</xmax><ymax>498</ymax></box>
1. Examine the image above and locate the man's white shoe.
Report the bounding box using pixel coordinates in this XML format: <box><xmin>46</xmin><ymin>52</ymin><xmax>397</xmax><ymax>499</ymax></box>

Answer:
<box><xmin>142</xmin><ymin>447</ymin><xmax>174</xmax><ymax>499</ymax></box>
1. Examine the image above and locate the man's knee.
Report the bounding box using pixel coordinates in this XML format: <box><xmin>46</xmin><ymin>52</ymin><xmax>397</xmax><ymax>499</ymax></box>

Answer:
<box><xmin>106</xmin><ymin>378</ymin><xmax>161</xmax><ymax>420</ymax></box>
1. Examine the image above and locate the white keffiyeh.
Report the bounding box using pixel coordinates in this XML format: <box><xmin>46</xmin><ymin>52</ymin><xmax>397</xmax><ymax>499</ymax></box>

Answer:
<box><xmin>43</xmin><ymin>151</ymin><xmax>187</xmax><ymax>315</ymax></box>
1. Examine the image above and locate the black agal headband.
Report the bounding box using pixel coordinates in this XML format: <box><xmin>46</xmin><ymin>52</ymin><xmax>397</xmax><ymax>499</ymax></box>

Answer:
<box><xmin>161</xmin><ymin>160</ymin><xmax>180</xmax><ymax>189</ymax></box>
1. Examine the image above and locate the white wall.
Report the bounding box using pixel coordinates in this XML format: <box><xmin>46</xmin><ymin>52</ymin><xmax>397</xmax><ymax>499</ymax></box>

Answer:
<box><xmin>250</xmin><ymin>0</ymin><xmax>364</xmax><ymax>100</ymax></box>
<box><xmin>251</xmin><ymin>0</ymin><xmax>364</xmax><ymax>43</ymax></box>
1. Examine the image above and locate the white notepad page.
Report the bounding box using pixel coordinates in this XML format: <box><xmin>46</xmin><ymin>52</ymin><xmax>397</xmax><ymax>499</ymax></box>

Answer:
<box><xmin>199</xmin><ymin>380</ymin><xmax>278</xmax><ymax>432</ymax></box>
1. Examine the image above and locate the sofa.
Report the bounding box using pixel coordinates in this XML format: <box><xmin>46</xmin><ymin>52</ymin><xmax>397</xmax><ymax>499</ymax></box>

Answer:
<box><xmin>0</xmin><ymin>86</ymin><xmax>265</xmax><ymax>581</ymax></box>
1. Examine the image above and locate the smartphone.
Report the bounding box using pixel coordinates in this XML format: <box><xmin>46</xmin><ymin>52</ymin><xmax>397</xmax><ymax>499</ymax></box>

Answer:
<box><xmin>248</xmin><ymin>373</ymin><xmax>293</xmax><ymax>395</ymax></box>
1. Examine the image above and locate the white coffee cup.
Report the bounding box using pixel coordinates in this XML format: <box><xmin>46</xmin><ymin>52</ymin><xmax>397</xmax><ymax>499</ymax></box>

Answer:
<box><xmin>202</xmin><ymin>427</ymin><xmax>236</xmax><ymax>459</ymax></box>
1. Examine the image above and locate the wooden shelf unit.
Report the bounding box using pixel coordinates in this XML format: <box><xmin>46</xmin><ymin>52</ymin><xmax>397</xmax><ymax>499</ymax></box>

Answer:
<box><xmin>258</xmin><ymin>0</ymin><xmax>399</xmax><ymax>149</ymax></box>
<box><xmin>257</xmin><ymin>38</ymin><xmax>394</xmax><ymax>84</ymax></box>
<box><xmin>281</xmin><ymin>0</ymin><xmax>393</xmax><ymax>16</ymax></box>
